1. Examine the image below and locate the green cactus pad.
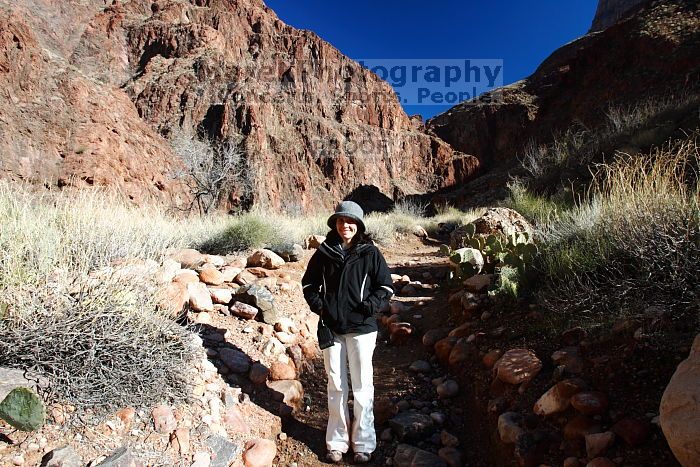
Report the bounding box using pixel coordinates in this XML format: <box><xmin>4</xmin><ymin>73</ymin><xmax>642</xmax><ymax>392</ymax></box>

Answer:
<box><xmin>465</xmin><ymin>223</ymin><xmax>476</xmax><ymax>237</ymax></box>
<box><xmin>0</xmin><ymin>387</ymin><xmax>46</xmax><ymax>431</ymax></box>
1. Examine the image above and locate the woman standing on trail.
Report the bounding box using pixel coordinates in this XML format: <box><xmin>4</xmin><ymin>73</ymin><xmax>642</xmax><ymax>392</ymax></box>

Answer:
<box><xmin>301</xmin><ymin>200</ymin><xmax>395</xmax><ymax>464</ymax></box>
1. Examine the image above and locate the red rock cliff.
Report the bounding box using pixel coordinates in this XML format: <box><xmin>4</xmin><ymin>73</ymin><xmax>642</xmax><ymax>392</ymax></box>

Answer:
<box><xmin>427</xmin><ymin>0</ymin><xmax>700</xmax><ymax>173</ymax></box>
<box><xmin>0</xmin><ymin>0</ymin><xmax>477</xmax><ymax>212</ymax></box>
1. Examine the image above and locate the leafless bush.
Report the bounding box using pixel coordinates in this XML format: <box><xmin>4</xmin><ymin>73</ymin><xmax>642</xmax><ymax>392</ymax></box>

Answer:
<box><xmin>0</xmin><ymin>275</ymin><xmax>200</xmax><ymax>412</ymax></box>
<box><xmin>170</xmin><ymin>132</ymin><xmax>253</xmax><ymax>214</ymax></box>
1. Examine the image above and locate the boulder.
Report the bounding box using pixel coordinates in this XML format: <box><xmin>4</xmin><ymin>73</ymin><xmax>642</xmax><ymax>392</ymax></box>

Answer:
<box><xmin>220</xmin><ymin>266</ymin><xmax>242</xmax><ymax>283</ymax></box>
<box><xmin>243</xmin><ymin>438</ymin><xmax>276</xmax><ymax>467</ymax></box>
<box><xmin>393</xmin><ymin>444</ymin><xmax>446</xmax><ymax>467</ymax></box>
<box><xmin>437</xmin><ymin>447</ymin><xmax>462</xmax><ymax>467</ymax></box>
<box><xmin>472</xmin><ymin>207</ymin><xmax>533</xmax><ymax>238</ymax></box>
<box><xmin>235</xmin><ymin>284</ymin><xmax>280</xmax><ymax>325</ymax></box>
<box><xmin>495</xmin><ymin>349</ymin><xmax>542</xmax><ymax>385</ymax></box>
<box><xmin>270</xmin><ymin>243</ymin><xmax>304</xmax><ymax>262</ymax></box>
<box><xmin>570</xmin><ymin>391</ymin><xmax>609</xmax><ymax>416</ymax></box>
<box><xmin>447</xmin><ymin>338</ymin><xmax>470</xmax><ymax>366</ymax></box>
<box><xmin>660</xmin><ymin>334</ymin><xmax>700</xmax><ymax>467</ymax></box>
<box><xmin>173</xmin><ymin>269</ymin><xmax>199</xmax><ymax>285</ymax></box>
<box><xmin>170</xmin><ymin>249</ymin><xmax>205</xmax><ymax>269</ymax></box>
<box><xmin>564</xmin><ymin>415</ymin><xmax>602</xmax><ymax>440</ymax></box>
<box><xmin>269</xmin><ymin>359</ymin><xmax>297</xmax><ymax>381</ymax></box>
<box><xmin>434</xmin><ymin>337</ymin><xmax>459</xmax><ymax>364</ymax></box>
<box><xmin>206</xmin><ymin>434</ymin><xmax>241</xmax><ymax>467</ymax></box>
<box><xmin>94</xmin><ymin>447</ymin><xmax>141</xmax><ymax>467</ymax></box>
<box><xmin>199</xmin><ymin>264</ymin><xmax>224</xmax><ymax>286</ymax></box>
<box><xmin>463</xmin><ymin>274</ymin><xmax>493</xmax><ymax>293</ymax></box>
<box><xmin>585</xmin><ymin>431</ymin><xmax>615</xmax><ymax>459</ymax></box>
<box><xmin>497</xmin><ymin>412</ymin><xmax>524</xmax><ymax>444</ymax></box>
<box><xmin>267</xmin><ymin>380</ymin><xmax>303</xmax><ymax>409</ymax></box>
<box><xmin>230</xmin><ymin>301</ymin><xmax>258</xmax><ymax>320</ymax></box>
<box><xmin>389</xmin><ymin>412</ymin><xmax>434</xmax><ymax>441</ymax></box>
<box><xmin>40</xmin><ymin>446</ymin><xmax>82</xmax><ymax>467</ymax></box>
<box><xmin>234</xmin><ymin>269</ymin><xmax>258</xmax><ymax>286</ymax></box>
<box><xmin>409</xmin><ymin>360</ymin><xmax>432</xmax><ymax>374</ymax></box>
<box><xmin>423</xmin><ymin>328</ymin><xmax>450</xmax><ymax>350</ymax></box>
<box><xmin>533</xmin><ymin>379</ymin><xmax>586</xmax><ymax>416</ymax></box>
<box><xmin>187</xmin><ymin>282</ymin><xmax>214</xmax><ymax>313</ymax></box>
<box><xmin>219</xmin><ymin>348</ymin><xmax>251</xmax><ymax>374</ymax></box>
<box><xmin>436</xmin><ymin>380</ymin><xmax>459</xmax><ymax>399</ymax></box>
<box><xmin>152</xmin><ymin>405</ymin><xmax>176</xmax><ymax>434</ymax></box>
<box><xmin>209</xmin><ymin>288</ymin><xmax>233</xmax><ymax>305</ymax></box>
<box><xmin>247</xmin><ymin>249</ymin><xmax>285</xmax><ymax>269</ymax></box>
<box><xmin>158</xmin><ymin>281</ymin><xmax>189</xmax><ymax>317</ymax></box>
<box><xmin>482</xmin><ymin>349</ymin><xmax>503</xmax><ymax>369</ymax></box>
<box><xmin>248</xmin><ymin>363</ymin><xmax>270</xmax><ymax>385</ymax></box>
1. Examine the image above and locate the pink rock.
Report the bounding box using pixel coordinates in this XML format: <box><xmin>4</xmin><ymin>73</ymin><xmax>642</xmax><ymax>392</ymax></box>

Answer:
<box><xmin>495</xmin><ymin>349</ymin><xmax>542</xmax><ymax>385</ymax></box>
<box><xmin>267</xmin><ymin>380</ymin><xmax>304</xmax><ymax>409</ymax></box>
<box><xmin>269</xmin><ymin>360</ymin><xmax>296</xmax><ymax>381</ymax></box>
<box><xmin>230</xmin><ymin>301</ymin><xmax>258</xmax><ymax>320</ymax></box>
<box><xmin>158</xmin><ymin>281</ymin><xmax>188</xmax><ymax>317</ymax></box>
<box><xmin>463</xmin><ymin>274</ymin><xmax>492</xmax><ymax>293</ymax></box>
<box><xmin>612</xmin><ymin>418</ymin><xmax>651</xmax><ymax>446</ymax></box>
<box><xmin>199</xmin><ymin>264</ymin><xmax>224</xmax><ymax>286</ymax></box>
<box><xmin>571</xmin><ymin>391</ymin><xmax>609</xmax><ymax>416</ymax></box>
<box><xmin>435</xmin><ymin>337</ymin><xmax>459</xmax><ymax>365</ymax></box>
<box><xmin>224</xmin><ymin>405</ymin><xmax>250</xmax><ymax>434</ymax></box>
<box><xmin>152</xmin><ymin>405</ymin><xmax>176</xmax><ymax>434</ymax></box>
<box><xmin>422</xmin><ymin>328</ymin><xmax>450</xmax><ymax>349</ymax></box>
<box><xmin>533</xmin><ymin>378</ymin><xmax>586</xmax><ymax>416</ymax></box>
<box><xmin>173</xmin><ymin>269</ymin><xmax>199</xmax><ymax>285</ymax></box>
<box><xmin>187</xmin><ymin>282</ymin><xmax>214</xmax><ymax>312</ymax></box>
<box><xmin>660</xmin><ymin>334</ymin><xmax>700</xmax><ymax>467</ymax></box>
<box><xmin>448</xmin><ymin>338</ymin><xmax>470</xmax><ymax>366</ymax></box>
<box><xmin>563</xmin><ymin>457</ymin><xmax>581</xmax><ymax>467</ymax></box>
<box><xmin>247</xmin><ymin>249</ymin><xmax>284</xmax><ymax>269</ymax></box>
<box><xmin>482</xmin><ymin>349</ymin><xmax>503</xmax><ymax>369</ymax></box>
<box><xmin>564</xmin><ymin>415</ymin><xmax>602</xmax><ymax>440</ymax></box>
<box><xmin>170</xmin><ymin>249</ymin><xmax>205</xmax><ymax>269</ymax></box>
<box><xmin>209</xmin><ymin>287</ymin><xmax>232</xmax><ymax>305</ymax></box>
<box><xmin>585</xmin><ymin>431</ymin><xmax>615</xmax><ymax>458</ymax></box>
<box><xmin>243</xmin><ymin>438</ymin><xmax>277</xmax><ymax>467</ymax></box>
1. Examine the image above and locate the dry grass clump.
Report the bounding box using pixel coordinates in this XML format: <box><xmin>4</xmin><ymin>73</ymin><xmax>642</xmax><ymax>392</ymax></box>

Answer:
<box><xmin>0</xmin><ymin>183</ymin><xmax>214</xmax><ymax>411</ymax></box>
<box><xmin>533</xmin><ymin>136</ymin><xmax>700</xmax><ymax>329</ymax></box>
<box><xmin>0</xmin><ymin>277</ymin><xmax>198</xmax><ymax>411</ymax></box>
<box><xmin>519</xmin><ymin>90</ymin><xmax>700</xmax><ymax>181</ymax></box>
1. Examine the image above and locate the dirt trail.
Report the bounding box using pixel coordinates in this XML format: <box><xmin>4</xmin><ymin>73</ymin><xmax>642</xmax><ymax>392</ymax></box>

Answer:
<box><xmin>275</xmin><ymin>237</ymin><xmax>487</xmax><ymax>466</ymax></box>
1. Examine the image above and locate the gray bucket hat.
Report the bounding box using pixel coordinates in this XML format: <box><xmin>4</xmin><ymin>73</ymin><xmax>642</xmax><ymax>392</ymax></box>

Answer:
<box><xmin>327</xmin><ymin>200</ymin><xmax>366</xmax><ymax>233</ymax></box>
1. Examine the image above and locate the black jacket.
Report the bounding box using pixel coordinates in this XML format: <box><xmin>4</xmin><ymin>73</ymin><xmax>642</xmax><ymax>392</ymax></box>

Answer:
<box><xmin>301</xmin><ymin>232</ymin><xmax>394</xmax><ymax>334</ymax></box>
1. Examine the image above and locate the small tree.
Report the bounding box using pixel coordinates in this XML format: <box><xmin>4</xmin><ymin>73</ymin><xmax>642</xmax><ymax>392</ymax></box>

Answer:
<box><xmin>170</xmin><ymin>132</ymin><xmax>252</xmax><ymax>214</ymax></box>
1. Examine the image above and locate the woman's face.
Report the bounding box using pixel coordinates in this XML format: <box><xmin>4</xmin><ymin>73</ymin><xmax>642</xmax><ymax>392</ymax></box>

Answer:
<box><xmin>335</xmin><ymin>216</ymin><xmax>358</xmax><ymax>242</ymax></box>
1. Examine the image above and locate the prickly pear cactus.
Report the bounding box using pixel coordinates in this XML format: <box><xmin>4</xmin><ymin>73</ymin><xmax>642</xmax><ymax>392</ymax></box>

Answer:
<box><xmin>0</xmin><ymin>387</ymin><xmax>46</xmax><ymax>431</ymax></box>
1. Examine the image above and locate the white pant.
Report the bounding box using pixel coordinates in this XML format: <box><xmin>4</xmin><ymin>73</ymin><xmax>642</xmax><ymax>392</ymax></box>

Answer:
<box><xmin>322</xmin><ymin>331</ymin><xmax>377</xmax><ymax>454</ymax></box>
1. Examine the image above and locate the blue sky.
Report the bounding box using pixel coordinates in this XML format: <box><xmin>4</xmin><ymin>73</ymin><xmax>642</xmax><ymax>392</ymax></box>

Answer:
<box><xmin>264</xmin><ymin>0</ymin><xmax>598</xmax><ymax>119</ymax></box>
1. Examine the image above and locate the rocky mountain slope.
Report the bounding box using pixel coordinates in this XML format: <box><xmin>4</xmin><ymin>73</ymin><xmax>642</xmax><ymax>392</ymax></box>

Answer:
<box><xmin>426</xmin><ymin>0</ymin><xmax>700</xmax><ymax>189</ymax></box>
<box><xmin>0</xmin><ymin>0</ymin><xmax>476</xmax><ymax>212</ymax></box>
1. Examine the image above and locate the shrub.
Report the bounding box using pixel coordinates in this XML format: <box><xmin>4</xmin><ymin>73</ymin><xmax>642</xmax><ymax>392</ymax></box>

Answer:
<box><xmin>0</xmin><ymin>276</ymin><xmax>199</xmax><ymax>412</ymax></box>
<box><xmin>0</xmin><ymin>183</ymin><xmax>213</xmax><ymax>412</ymax></box>
<box><xmin>170</xmin><ymin>131</ymin><xmax>253</xmax><ymax>214</ymax></box>
<box><xmin>505</xmin><ymin>180</ymin><xmax>566</xmax><ymax>225</ymax></box>
<box><xmin>533</xmin><ymin>136</ymin><xmax>700</xmax><ymax>329</ymax></box>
